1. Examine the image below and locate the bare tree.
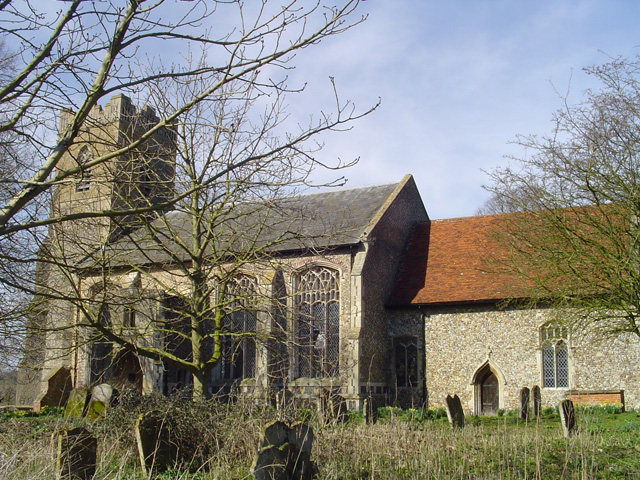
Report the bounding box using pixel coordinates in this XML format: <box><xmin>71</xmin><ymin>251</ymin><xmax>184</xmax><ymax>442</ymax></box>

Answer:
<box><xmin>482</xmin><ymin>53</ymin><xmax>640</xmax><ymax>338</ymax></box>
<box><xmin>52</xmin><ymin>73</ymin><xmax>372</xmax><ymax>400</ymax></box>
<box><xmin>0</xmin><ymin>0</ymin><xmax>367</xmax><ymax>233</ymax></box>
<box><xmin>5</xmin><ymin>2</ymin><xmax>376</xmax><ymax>401</ymax></box>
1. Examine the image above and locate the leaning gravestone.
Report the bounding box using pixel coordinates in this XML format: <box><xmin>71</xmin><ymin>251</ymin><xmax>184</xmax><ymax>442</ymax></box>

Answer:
<box><xmin>86</xmin><ymin>384</ymin><xmax>114</xmax><ymax>419</ymax></box>
<box><xmin>520</xmin><ymin>387</ymin><xmax>530</xmax><ymax>421</ymax></box>
<box><xmin>64</xmin><ymin>388</ymin><xmax>90</xmax><ymax>419</ymax></box>
<box><xmin>135</xmin><ymin>410</ymin><xmax>178</xmax><ymax>476</ymax></box>
<box><xmin>445</xmin><ymin>394</ymin><xmax>464</xmax><ymax>429</ymax></box>
<box><xmin>532</xmin><ymin>385</ymin><xmax>541</xmax><ymax>418</ymax></box>
<box><xmin>252</xmin><ymin>421</ymin><xmax>314</xmax><ymax>480</ymax></box>
<box><xmin>559</xmin><ymin>399</ymin><xmax>576</xmax><ymax>438</ymax></box>
<box><xmin>56</xmin><ymin>427</ymin><xmax>97</xmax><ymax>480</ymax></box>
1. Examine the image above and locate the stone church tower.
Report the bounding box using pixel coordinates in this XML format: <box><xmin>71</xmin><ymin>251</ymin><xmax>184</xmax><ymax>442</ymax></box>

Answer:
<box><xmin>16</xmin><ymin>94</ymin><xmax>176</xmax><ymax>406</ymax></box>
<box><xmin>51</xmin><ymin>93</ymin><xmax>175</xmax><ymax>252</ymax></box>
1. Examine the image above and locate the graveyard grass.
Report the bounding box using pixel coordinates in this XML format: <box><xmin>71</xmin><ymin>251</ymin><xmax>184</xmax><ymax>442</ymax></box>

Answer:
<box><xmin>1</xmin><ymin>393</ymin><xmax>640</xmax><ymax>479</ymax></box>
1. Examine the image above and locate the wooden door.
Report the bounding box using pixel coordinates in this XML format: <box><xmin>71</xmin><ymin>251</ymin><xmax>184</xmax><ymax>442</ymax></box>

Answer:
<box><xmin>481</xmin><ymin>372</ymin><xmax>499</xmax><ymax>414</ymax></box>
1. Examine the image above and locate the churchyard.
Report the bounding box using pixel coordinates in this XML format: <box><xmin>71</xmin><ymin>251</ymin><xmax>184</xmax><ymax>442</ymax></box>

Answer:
<box><xmin>1</xmin><ymin>390</ymin><xmax>640</xmax><ymax>480</ymax></box>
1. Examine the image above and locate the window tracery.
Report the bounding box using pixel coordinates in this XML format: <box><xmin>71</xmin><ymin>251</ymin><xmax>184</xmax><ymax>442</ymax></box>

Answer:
<box><xmin>540</xmin><ymin>323</ymin><xmax>569</xmax><ymax>388</ymax></box>
<box><xmin>294</xmin><ymin>266</ymin><xmax>339</xmax><ymax>378</ymax></box>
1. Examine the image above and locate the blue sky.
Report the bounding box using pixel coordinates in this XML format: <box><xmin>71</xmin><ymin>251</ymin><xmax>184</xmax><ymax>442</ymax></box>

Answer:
<box><xmin>285</xmin><ymin>0</ymin><xmax>640</xmax><ymax>219</ymax></box>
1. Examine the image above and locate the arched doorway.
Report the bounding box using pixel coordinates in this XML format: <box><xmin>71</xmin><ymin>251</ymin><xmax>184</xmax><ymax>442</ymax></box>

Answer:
<box><xmin>473</xmin><ymin>363</ymin><xmax>500</xmax><ymax>415</ymax></box>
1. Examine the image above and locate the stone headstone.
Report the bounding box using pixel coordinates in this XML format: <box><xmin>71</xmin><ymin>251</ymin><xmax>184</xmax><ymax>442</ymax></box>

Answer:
<box><xmin>260</xmin><ymin>421</ymin><xmax>289</xmax><ymax>450</ymax></box>
<box><xmin>86</xmin><ymin>384</ymin><xmax>113</xmax><ymax>419</ymax></box>
<box><xmin>363</xmin><ymin>397</ymin><xmax>378</xmax><ymax>424</ymax></box>
<box><xmin>532</xmin><ymin>385</ymin><xmax>541</xmax><ymax>417</ymax></box>
<box><xmin>445</xmin><ymin>394</ymin><xmax>464</xmax><ymax>429</ymax></box>
<box><xmin>559</xmin><ymin>399</ymin><xmax>576</xmax><ymax>438</ymax></box>
<box><xmin>56</xmin><ymin>427</ymin><xmax>97</xmax><ymax>480</ymax></box>
<box><xmin>288</xmin><ymin>422</ymin><xmax>313</xmax><ymax>455</ymax></box>
<box><xmin>64</xmin><ymin>388</ymin><xmax>89</xmax><ymax>418</ymax></box>
<box><xmin>520</xmin><ymin>387</ymin><xmax>530</xmax><ymax>421</ymax></box>
<box><xmin>39</xmin><ymin>367</ymin><xmax>72</xmax><ymax>410</ymax></box>
<box><xmin>251</xmin><ymin>445</ymin><xmax>288</xmax><ymax>480</ymax></box>
<box><xmin>253</xmin><ymin>421</ymin><xmax>314</xmax><ymax>480</ymax></box>
<box><xmin>287</xmin><ymin>446</ymin><xmax>313</xmax><ymax>480</ymax></box>
<box><xmin>135</xmin><ymin>410</ymin><xmax>178</xmax><ymax>476</ymax></box>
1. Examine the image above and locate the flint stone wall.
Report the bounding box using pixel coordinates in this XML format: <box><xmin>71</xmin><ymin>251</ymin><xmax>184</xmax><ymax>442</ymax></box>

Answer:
<box><xmin>422</xmin><ymin>304</ymin><xmax>640</xmax><ymax>412</ymax></box>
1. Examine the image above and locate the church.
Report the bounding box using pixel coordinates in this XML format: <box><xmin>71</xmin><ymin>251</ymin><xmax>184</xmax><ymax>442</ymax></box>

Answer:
<box><xmin>16</xmin><ymin>95</ymin><xmax>640</xmax><ymax>414</ymax></box>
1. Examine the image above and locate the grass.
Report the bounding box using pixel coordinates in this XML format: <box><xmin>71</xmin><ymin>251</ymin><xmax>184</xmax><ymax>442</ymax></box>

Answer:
<box><xmin>1</xmin><ymin>397</ymin><xmax>639</xmax><ymax>480</ymax></box>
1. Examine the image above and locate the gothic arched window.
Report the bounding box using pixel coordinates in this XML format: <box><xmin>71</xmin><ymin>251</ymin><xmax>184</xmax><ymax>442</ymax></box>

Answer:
<box><xmin>394</xmin><ymin>336</ymin><xmax>418</xmax><ymax>388</ymax></box>
<box><xmin>540</xmin><ymin>323</ymin><xmax>569</xmax><ymax>388</ymax></box>
<box><xmin>294</xmin><ymin>266</ymin><xmax>339</xmax><ymax>378</ymax></box>
<box><xmin>222</xmin><ymin>275</ymin><xmax>258</xmax><ymax>380</ymax></box>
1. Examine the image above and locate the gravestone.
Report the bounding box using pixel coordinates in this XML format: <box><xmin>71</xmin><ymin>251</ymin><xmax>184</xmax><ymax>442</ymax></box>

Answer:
<box><xmin>56</xmin><ymin>427</ymin><xmax>97</xmax><ymax>480</ymax></box>
<box><xmin>64</xmin><ymin>388</ymin><xmax>89</xmax><ymax>418</ymax></box>
<box><xmin>252</xmin><ymin>445</ymin><xmax>288</xmax><ymax>480</ymax></box>
<box><xmin>559</xmin><ymin>399</ymin><xmax>576</xmax><ymax>438</ymax></box>
<box><xmin>86</xmin><ymin>384</ymin><xmax>114</xmax><ymax>419</ymax></box>
<box><xmin>135</xmin><ymin>410</ymin><xmax>178</xmax><ymax>476</ymax></box>
<box><xmin>532</xmin><ymin>385</ymin><xmax>541</xmax><ymax>418</ymax></box>
<box><xmin>260</xmin><ymin>421</ymin><xmax>289</xmax><ymax>449</ymax></box>
<box><xmin>363</xmin><ymin>397</ymin><xmax>378</xmax><ymax>424</ymax></box>
<box><xmin>252</xmin><ymin>421</ymin><xmax>314</xmax><ymax>480</ymax></box>
<box><xmin>288</xmin><ymin>422</ymin><xmax>313</xmax><ymax>455</ymax></box>
<box><xmin>38</xmin><ymin>367</ymin><xmax>72</xmax><ymax>410</ymax></box>
<box><xmin>445</xmin><ymin>394</ymin><xmax>464</xmax><ymax>429</ymax></box>
<box><xmin>520</xmin><ymin>387</ymin><xmax>530</xmax><ymax>421</ymax></box>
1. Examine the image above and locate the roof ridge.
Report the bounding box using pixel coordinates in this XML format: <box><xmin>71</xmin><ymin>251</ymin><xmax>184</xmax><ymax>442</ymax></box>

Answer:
<box><xmin>295</xmin><ymin>179</ymin><xmax>401</xmax><ymax>198</ymax></box>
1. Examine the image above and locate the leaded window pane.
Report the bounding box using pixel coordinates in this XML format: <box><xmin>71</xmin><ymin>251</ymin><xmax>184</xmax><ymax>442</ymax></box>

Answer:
<box><xmin>540</xmin><ymin>322</ymin><xmax>570</xmax><ymax>388</ymax></box>
<box><xmin>294</xmin><ymin>267</ymin><xmax>340</xmax><ymax>378</ymax></box>
<box><xmin>556</xmin><ymin>341</ymin><xmax>569</xmax><ymax>388</ymax></box>
<box><xmin>394</xmin><ymin>336</ymin><xmax>418</xmax><ymax>388</ymax></box>
<box><xmin>542</xmin><ymin>346</ymin><xmax>555</xmax><ymax>388</ymax></box>
<box><xmin>222</xmin><ymin>275</ymin><xmax>258</xmax><ymax>380</ymax></box>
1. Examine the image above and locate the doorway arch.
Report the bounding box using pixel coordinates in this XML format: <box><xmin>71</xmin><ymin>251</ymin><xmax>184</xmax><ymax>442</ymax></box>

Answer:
<box><xmin>471</xmin><ymin>362</ymin><xmax>504</xmax><ymax>415</ymax></box>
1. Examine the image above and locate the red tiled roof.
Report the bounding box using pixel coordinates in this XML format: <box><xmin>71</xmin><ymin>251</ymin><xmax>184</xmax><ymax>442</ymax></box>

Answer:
<box><xmin>388</xmin><ymin>214</ymin><xmax>531</xmax><ymax>306</ymax></box>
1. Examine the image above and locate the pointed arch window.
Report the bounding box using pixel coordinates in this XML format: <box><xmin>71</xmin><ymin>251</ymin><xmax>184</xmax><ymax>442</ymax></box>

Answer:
<box><xmin>540</xmin><ymin>323</ymin><xmax>569</xmax><ymax>388</ymax></box>
<box><xmin>294</xmin><ymin>266</ymin><xmax>339</xmax><ymax>378</ymax></box>
<box><xmin>222</xmin><ymin>275</ymin><xmax>258</xmax><ymax>380</ymax></box>
<box><xmin>394</xmin><ymin>336</ymin><xmax>418</xmax><ymax>388</ymax></box>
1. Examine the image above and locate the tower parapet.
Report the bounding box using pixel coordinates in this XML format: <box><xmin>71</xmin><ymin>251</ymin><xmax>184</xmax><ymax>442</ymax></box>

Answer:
<box><xmin>52</xmin><ymin>94</ymin><xmax>176</xmax><ymax>250</ymax></box>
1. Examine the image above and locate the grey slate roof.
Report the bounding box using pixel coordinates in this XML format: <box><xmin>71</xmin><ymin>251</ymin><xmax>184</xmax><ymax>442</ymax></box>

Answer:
<box><xmin>89</xmin><ymin>178</ymin><xmax>407</xmax><ymax>268</ymax></box>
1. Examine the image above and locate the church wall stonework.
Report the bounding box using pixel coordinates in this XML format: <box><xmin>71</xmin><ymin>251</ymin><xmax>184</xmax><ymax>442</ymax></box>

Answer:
<box><xmin>422</xmin><ymin>304</ymin><xmax>640</xmax><ymax>413</ymax></box>
<box><xmin>359</xmin><ymin>177</ymin><xmax>428</xmax><ymax>397</ymax></box>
